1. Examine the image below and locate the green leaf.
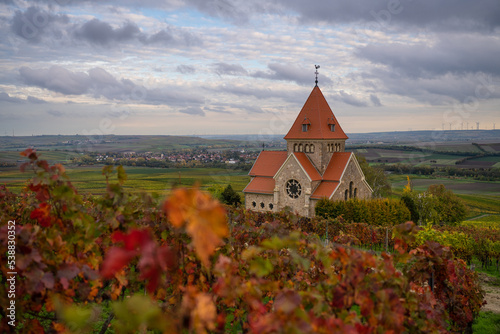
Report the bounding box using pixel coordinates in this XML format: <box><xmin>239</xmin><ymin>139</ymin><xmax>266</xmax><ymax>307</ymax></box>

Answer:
<box><xmin>250</xmin><ymin>257</ymin><xmax>273</xmax><ymax>277</ymax></box>
<box><xmin>57</xmin><ymin>302</ymin><xmax>97</xmax><ymax>333</ymax></box>
<box><xmin>261</xmin><ymin>236</ymin><xmax>287</xmax><ymax>250</ymax></box>
<box><xmin>112</xmin><ymin>294</ymin><xmax>169</xmax><ymax>332</ymax></box>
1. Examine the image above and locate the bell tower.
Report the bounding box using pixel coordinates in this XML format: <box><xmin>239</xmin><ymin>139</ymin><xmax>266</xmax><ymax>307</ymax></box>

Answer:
<box><xmin>284</xmin><ymin>67</ymin><xmax>348</xmax><ymax>175</ymax></box>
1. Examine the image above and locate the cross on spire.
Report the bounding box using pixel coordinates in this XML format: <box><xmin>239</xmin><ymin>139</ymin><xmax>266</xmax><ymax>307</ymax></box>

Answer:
<box><xmin>314</xmin><ymin>65</ymin><xmax>320</xmax><ymax>86</ymax></box>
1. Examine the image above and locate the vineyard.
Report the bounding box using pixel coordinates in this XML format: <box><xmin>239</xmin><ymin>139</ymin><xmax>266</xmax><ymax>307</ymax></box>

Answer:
<box><xmin>0</xmin><ymin>150</ymin><xmax>488</xmax><ymax>333</ymax></box>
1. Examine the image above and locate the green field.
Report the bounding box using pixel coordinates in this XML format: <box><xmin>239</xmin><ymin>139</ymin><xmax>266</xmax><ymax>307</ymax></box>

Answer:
<box><xmin>0</xmin><ymin>166</ymin><xmax>250</xmax><ymax>196</ymax></box>
<box><xmin>0</xmin><ymin>135</ymin><xmax>243</xmax><ymax>153</ymax></box>
<box><xmin>389</xmin><ymin>174</ymin><xmax>500</xmax><ymax>217</ymax></box>
<box><xmin>0</xmin><ymin>150</ymin><xmax>80</xmax><ymax>164</ymax></box>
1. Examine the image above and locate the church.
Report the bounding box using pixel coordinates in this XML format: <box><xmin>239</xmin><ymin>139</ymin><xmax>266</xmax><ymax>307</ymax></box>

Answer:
<box><xmin>243</xmin><ymin>79</ymin><xmax>373</xmax><ymax>217</ymax></box>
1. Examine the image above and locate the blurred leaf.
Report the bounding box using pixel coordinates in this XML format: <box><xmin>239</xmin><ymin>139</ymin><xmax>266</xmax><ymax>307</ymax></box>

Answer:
<box><xmin>250</xmin><ymin>257</ymin><xmax>273</xmax><ymax>277</ymax></box>
<box><xmin>164</xmin><ymin>187</ymin><xmax>228</xmax><ymax>267</ymax></box>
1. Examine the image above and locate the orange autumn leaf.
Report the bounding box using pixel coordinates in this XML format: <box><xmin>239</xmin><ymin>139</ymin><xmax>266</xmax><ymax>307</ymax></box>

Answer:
<box><xmin>192</xmin><ymin>293</ymin><xmax>217</xmax><ymax>333</ymax></box>
<box><xmin>163</xmin><ymin>187</ymin><xmax>228</xmax><ymax>267</ymax></box>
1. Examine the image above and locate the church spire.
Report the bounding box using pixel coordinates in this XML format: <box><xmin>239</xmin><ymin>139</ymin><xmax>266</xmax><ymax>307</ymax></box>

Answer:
<box><xmin>284</xmin><ymin>85</ymin><xmax>348</xmax><ymax>140</ymax></box>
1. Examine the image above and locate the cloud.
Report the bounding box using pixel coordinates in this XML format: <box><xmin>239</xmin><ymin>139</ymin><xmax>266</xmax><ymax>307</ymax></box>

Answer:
<box><xmin>11</xmin><ymin>6</ymin><xmax>69</xmax><ymax>43</ymax></box>
<box><xmin>176</xmin><ymin>65</ymin><xmax>196</xmax><ymax>74</ymax></box>
<box><xmin>252</xmin><ymin>63</ymin><xmax>332</xmax><ymax>86</ymax></box>
<box><xmin>72</xmin><ymin>16</ymin><xmax>202</xmax><ymax>48</ymax></box>
<box><xmin>74</xmin><ymin>18</ymin><xmax>140</xmax><ymax>46</ymax></box>
<box><xmin>282</xmin><ymin>0</ymin><xmax>500</xmax><ymax>31</ymax></box>
<box><xmin>239</xmin><ymin>105</ymin><xmax>264</xmax><ymax>114</ymax></box>
<box><xmin>27</xmin><ymin>96</ymin><xmax>48</xmax><ymax>104</ymax></box>
<box><xmin>20</xmin><ymin>0</ymin><xmax>500</xmax><ymax>32</ymax></box>
<box><xmin>8</xmin><ymin>6</ymin><xmax>203</xmax><ymax>49</ymax></box>
<box><xmin>178</xmin><ymin>106</ymin><xmax>205</xmax><ymax>116</ymax></box>
<box><xmin>203</xmin><ymin>105</ymin><xmax>232</xmax><ymax>114</ymax></box>
<box><xmin>370</xmin><ymin>94</ymin><xmax>382</xmax><ymax>107</ymax></box>
<box><xmin>138</xmin><ymin>26</ymin><xmax>202</xmax><ymax>47</ymax></box>
<box><xmin>219</xmin><ymin>84</ymin><xmax>298</xmax><ymax>101</ymax></box>
<box><xmin>19</xmin><ymin>65</ymin><xmax>205</xmax><ymax>106</ymax></box>
<box><xmin>361</xmin><ymin>68</ymin><xmax>500</xmax><ymax>105</ymax></box>
<box><xmin>0</xmin><ymin>92</ymin><xmax>24</xmax><ymax>103</ymax></box>
<box><xmin>20</xmin><ymin>66</ymin><xmax>91</xmax><ymax>95</ymax></box>
<box><xmin>333</xmin><ymin>90</ymin><xmax>368</xmax><ymax>107</ymax></box>
<box><xmin>356</xmin><ymin>34</ymin><xmax>500</xmax><ymax>77</ymax></box>
<box><xmin>0</xmin><ymin>92</ymin><xmax>48</xmax><ymax>104</ymax></box>
<box><xmin>183</xmin><ymin>0</ymin><xmax>279</xmax><ymax>24</ymax></box>
<box><xmin>46</xmin><ymin>109</ymin><xmax>64</xmax><ymax>117</ymax></box>
<box><xmin>213</xmin><ymin>62</ymin><xmax>248</xmax><ymax>76</ymax></box>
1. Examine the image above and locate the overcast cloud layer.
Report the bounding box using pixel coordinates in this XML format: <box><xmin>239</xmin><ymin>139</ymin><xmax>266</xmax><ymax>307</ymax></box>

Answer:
<box><xmin>1</xmin><ymin>0</ymin><xmax>499</xmax><ymax>136</ymax></box>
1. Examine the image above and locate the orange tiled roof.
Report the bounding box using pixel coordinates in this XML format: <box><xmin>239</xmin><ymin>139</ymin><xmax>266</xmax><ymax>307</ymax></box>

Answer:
<box><xmin>323</xmin><ymin>152</ymin><xmax>352</xmax><ymax>181</ymax></box>
<box><xmin>248</xmin><ymin>151</ymin><xmax>288</xmax><ymax>177</ymax></box>
<box><xmin>310</xmin><ymin>181</ymin><xmax>340</xmax><ymax>199</ymax></box>
<box><xmin>284</xmin><ymin>86</ymin><xmax>348</xmax><ymax>140</ymax></box>
<box><xmin>293</xmin><ymin>152</ymin><xmax>322</xmax><ymax>181</ymax></box>
<box><xmin>243</xmin><ymin>176</ymin><xmax>275</xmax><ymax>194</ymax></box>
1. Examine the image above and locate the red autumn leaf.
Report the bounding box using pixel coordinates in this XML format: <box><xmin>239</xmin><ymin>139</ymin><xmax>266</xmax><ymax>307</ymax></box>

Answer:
<box><xmin>138</xmin><ymin>242</ymin><xmax>176</xmax><ymax>293</ymax></box>
<box><xmin>30</xmin><ymin>202</ymin><xmax>53</xmax><ymax>227</ymax></box>
<box><xmin>112</xmin><ymin>229</ymin><xmax>151</xmax><ymax>251</ymax></box>
<box><xmin>100</xmin><ymin>247</ymin><xmax>137</xmax><ymax>278</ymax></box>
<box><xmin>20</xmin><ymin>148</ymin><xmax>37</xmax><ymax>160</ymax></box>
<box><xmin>37</xmin><ymin>160</ymin><xmax>50</xmax><ymax>172</ymax></box>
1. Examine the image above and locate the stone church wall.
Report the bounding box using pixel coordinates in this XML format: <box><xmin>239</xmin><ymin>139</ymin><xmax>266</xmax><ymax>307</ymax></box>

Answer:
<box><xmin>330</xmin><ymin>157</ymin><xmax>372</xmax><ymax>201</ymax></box>
<box><xmin>245</xmin><ymin>193</ymin><xmax>275</xmax><ymax>212</ymax></box>
<box><xmin>274</xmin><ymin>156</ymin><xmax>312</xmax><ymax>216</ymax></box>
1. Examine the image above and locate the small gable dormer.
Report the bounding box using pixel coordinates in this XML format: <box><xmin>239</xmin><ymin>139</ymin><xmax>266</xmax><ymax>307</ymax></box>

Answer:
<box><xmin>302</xmin><ymin>118</ymin><xmax>311</xmax><ymax>132</ymax></box>
<box><xmin>328</xmin><ymin>117</ymin><xmax>336</xmax><ymax>132</ymax></box>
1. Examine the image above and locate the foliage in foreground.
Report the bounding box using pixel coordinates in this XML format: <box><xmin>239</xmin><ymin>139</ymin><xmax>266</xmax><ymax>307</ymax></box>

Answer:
<box><xmin>0</xmin><ymin>150</ymin><xmax>485</xmax><ymax>333</ymax></box>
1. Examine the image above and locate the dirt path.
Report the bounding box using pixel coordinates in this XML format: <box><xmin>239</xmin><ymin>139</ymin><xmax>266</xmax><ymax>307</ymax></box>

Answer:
<box><xmin>479</xmin><ymin>273</ymin><xmax>500</xmax><ymax>313</ymax></box>
<box><xmin>467</xmin><ymin>214</ymin><xmax>491</xmax><ymax>221</ymax></box>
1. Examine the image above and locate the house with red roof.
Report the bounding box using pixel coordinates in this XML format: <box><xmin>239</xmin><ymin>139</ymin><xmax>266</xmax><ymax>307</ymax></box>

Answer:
<box><xmin>243</xmin><ymin>84</ymin><xmax>372</xmax><ymax>217</ymax></box>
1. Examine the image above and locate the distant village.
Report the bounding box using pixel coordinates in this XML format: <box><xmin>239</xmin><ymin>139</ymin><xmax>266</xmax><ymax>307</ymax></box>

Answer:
<box><xmin>71</xmin><ymin>148</ymin><xmax>262</xmax><ymax>169</ymax></box>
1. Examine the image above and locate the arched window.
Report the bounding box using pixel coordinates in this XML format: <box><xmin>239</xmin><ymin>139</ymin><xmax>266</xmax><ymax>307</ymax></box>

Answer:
<box><xmin>305</xmin><ymin>144</ymin><xmax>309</xmax><ymax>153</ymax></box>
<box><xmin>260</xmin><ymin>202</ymin><xmax>265</xmax><ymax>208</ymax></box>
<box><xmin>354</xmin><ymin>188</ymin><xmax>358</xmax><ymax>198</ymax></box>
<box><xmin>349</xmin><ymin>181</ymin><xmax>354</xmax><ymax>199</ymax></box>
<box><xmin>310</xmin><ymin>144</ymin><xmax>315</xmax><ymax>153</ymax></box>
<box><xmin>269</xmin><ymin>203</ymin><xmax>274</xmax><ymax>210</ymax></box>
<box><xmin>299</xmin><ymin>144</ymin><xmax>303</xmax><ymax>152</ymax></box>
<box><xmin>252</xmin><ymin>201</ymin><xmax>256</xmax><ymax>207</ymax></box>
<box><xmin>344</xmin><ymin>189</ymin><xmax>348</xmax><ymax>201</ymax></box>
<box><xmin>294</xmin><ymin>143</ymin><xmax>298</xmax><ymax>152</ymax></box>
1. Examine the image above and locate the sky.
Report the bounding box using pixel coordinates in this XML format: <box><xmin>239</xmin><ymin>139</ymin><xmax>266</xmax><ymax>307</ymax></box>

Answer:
<box><xmin>1</xmin><ymin>0</ymin><xmax>499</xmax><ymax>137</ymax></box>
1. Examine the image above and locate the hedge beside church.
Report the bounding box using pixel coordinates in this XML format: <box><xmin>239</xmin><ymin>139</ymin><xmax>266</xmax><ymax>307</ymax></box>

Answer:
<box><xmin>315</xmin><ymin>198</ymin><xmax>411</xmax><ymax>226</ymax></box>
